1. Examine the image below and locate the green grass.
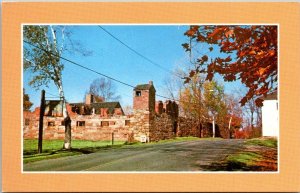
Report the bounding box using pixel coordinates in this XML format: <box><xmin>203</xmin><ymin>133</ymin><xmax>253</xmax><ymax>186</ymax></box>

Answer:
<box><xmin>23</xmin><ymin>139</ymin><xmax>125</xmax><ymax>163</ymax></box>
<box><xmin>227</xmin><ymin>152</ymin><xmax>262</xmax><ymax>165</ymax></box>
<box><xmin>225</xmin><ymin>151</ymin><xmax>263</xmax><ymax>171</ymax></box>
<box><xmin>23</xmin><ymin>139</ymin><xmax>125</xmax><ymax>155</ymax></box>
<box><xmin>246</xmin><ymin>138</ymin><xmax>277</xmax><ymax>148</ymax></box>
<box><xmin>24</xmin><ymin>139</ymin><xmax>124</xmax><ymax>153</ymax></box>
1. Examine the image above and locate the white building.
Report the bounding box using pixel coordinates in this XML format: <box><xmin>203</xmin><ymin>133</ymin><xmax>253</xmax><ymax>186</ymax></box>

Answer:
<box><xmin>262</xmin><ymin>92</ymin><xmax>279</xmax><ymax>137</ymax></box>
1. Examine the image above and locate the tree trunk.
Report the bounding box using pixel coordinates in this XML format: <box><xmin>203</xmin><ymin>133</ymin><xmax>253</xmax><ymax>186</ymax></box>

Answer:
<box><xmin>63</xmin><ymin>115</ymin><xmax>72</xmax><ymax>149</ymax></box>
<box><xmin>228</xmin><ymin>116</ymin><xmax>232</xmax><ymax>139</ymax></box>
<box><xmin>57</xmin><ymin>79</ymin><xmax>72</xmax><ymax>150</ymax></box>
<box><xmin>250</xmin><ymin>111</ymin><xmax>254</xmax><ymax>130</ymax></box>
<box><xmin>212</xmin><ymin>115</ymin><xmax>215</xmax><ymax>138</ymax></box>
<box><xmin>199</xmin><ymin>123</ymin><xmax>202</xmax><ymax>138</ymax></box>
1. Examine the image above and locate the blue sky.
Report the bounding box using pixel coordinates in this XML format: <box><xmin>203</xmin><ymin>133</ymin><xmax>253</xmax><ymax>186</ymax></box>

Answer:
<box><xmin>23</xmin><ymin>25</ymin><xmax>245</xmax><ymax>110</ymax></box>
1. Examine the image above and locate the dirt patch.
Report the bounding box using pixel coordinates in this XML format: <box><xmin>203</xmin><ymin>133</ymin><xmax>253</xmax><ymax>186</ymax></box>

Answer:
<box><xmin>248</xmin><ymin>146</ymin><xmax>277</xmax><ymax>171</ymax></box>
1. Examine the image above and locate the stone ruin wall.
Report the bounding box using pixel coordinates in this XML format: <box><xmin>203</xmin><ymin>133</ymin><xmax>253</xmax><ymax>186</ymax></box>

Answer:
<box><xmin>149</xmin><ymin>100</ymin><xmax>179</xmax><ymax>142</ymax></box>
<box><xmin>130</xmin><ymin>109</ymin><xmax>151</xmax><ymax>142</ymax></box>
<box><xmin>177</xmin><ymin>117</ymin><xmax>221</xmax><ymax>138</ymax></box>
<box><xmin>149</xmin><ymin>113</ymin><xmax>175</xmax><ymax>142</ymax></box>
<box><xmin>177</xmin><ymin>117</ymin><xmax>201</xmax><ymax>137</ymax></box>
<box><xmin>23</xmin><ymin>103</ymin><xmax>221</xmax><ymax>142</ymax></box>
<box><xmin>23</xmin><ymin>113</ymin><xmax>133</xmax><ymax>141</ymax></box>
<box><xmin>23</xmin><ymin>101</ymin><xmax>179</xmax><ymax>143</ymax></box>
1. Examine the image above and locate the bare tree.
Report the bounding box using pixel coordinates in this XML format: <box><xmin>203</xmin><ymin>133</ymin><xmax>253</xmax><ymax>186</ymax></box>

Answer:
<box><xmin>235</xmin><ymin>87</ymin><xmax>262</xmax><ymax>137</ymax></box>
<box><xmin>163</xmin><ymin>71</ymin><xmax>184</xmax><ymax>101</ymax></box>
<box><xmin>87</xmin><ymin>78</ymin><xmax>121</xmax><ymax>102</ymax></box>
<box><xmin>123</xmin><ymin>105</ymin><xmax>133</xmax><ymax>116</ymax></box>
<box><xmin>225</xmin><ymin>94</ymin><xmax>244</xmax><ymax>138</ymax></box>
<box><xmin>245</xmin><ymin>98</ymin><xmax>256</xmax><ymax>130</ymax></box>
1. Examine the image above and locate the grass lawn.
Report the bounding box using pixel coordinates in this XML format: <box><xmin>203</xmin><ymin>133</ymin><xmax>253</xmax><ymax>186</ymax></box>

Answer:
<box><xmin>23</xmin><ymin>137</ymin><xmax>205</xmax><ymax>163</ymax></box>
<box><xmin>226</xmin><ymin>151</ymin><xmax>263</xmax><ymax>169</ymax></box>
<box><xmin>23</xmin><ymin>139</ymin><xmax>125</xmax><ymax>153</ymax></box>
<box><xmin>224</xmin><ymin>137</ymin><xmax>278</xmax><ymax>171</ymax></box>
<box><xmin>23</xmin><ymin>139</ymin><xmax>125</xmax><ymax>164</ymax></box>
<box><xmin>245</xmin><ymin>137</ymin><xmax>277</xmax><ymax>148</ymax></box>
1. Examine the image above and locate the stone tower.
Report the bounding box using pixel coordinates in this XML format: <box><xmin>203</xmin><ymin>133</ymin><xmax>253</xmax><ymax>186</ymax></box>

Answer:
<box><xmin>133</xmin><ymin>81</ymin><xmax>156</xmax><ymax>113</ymax></box>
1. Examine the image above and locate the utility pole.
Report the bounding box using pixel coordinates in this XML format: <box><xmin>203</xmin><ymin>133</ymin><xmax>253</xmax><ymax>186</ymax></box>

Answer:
<box><xmin>209</xmin><ymin>89</ymin><xmax>216</xmax><ymax>138</ymax></box>
<box><xmin>38</xmin><ymin>90</ymin><xmax>45</xmax><ymax>154</ymax></box>
<box><xmin>112</xmin><ymin>132</ymin><xmax>114</xmax><ymax>146</ymax></box>
<box><xmin>212</xmin><ymin>114</ymin><xmax>215</xmax><ymax>138</ymax></box>
<box><xmin>228</xmin><ymin>116</ymin><xmax>232</xmax><ymax>139</ymax></box>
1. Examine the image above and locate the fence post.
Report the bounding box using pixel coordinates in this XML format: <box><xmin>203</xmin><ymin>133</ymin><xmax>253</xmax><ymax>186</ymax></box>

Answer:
<box><xmin>112</xmin><ymin>132</ymin><xmax>114</xmax><ymax>146</ymax></box>
<box><xmin>38</xmin><ymin>90</ymin><xmax>45</xmax><ymax>154</ymax></box>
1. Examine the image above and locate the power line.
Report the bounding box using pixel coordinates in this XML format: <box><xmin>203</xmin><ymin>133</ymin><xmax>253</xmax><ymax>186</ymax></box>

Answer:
<box><xmin>98</xmin><ymin>26</ymin><xmax>183</xmax><ymax>79</ymax></box>
<box><xmin>24</xmin><ymin>40</ymin><xmax>135</xmax><ymax>89</ymax></box>
<box><xmin>24</xmin><ymin>40</ymin><xmax>180</xmax><ymax>103</ymax></box>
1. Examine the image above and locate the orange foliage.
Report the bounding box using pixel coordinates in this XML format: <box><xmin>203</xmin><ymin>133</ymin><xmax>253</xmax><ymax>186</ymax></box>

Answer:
<box><xmin>228</xmin><ymin>114</ymin><xmax>243</xmax><ymax>129</ymax></box>
<box><xmin>183</xmin><ymin>25</ymin><xmax>278</xmax><ymax>106</ymax></box>
<box><xmin>233</xmin><ymin>126</ymin><xmax>262</xmax><ymax>139</ymax></box>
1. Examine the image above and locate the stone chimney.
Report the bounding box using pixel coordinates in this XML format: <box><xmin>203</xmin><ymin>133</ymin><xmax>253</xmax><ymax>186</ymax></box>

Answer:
<box><xmin>133</xmin><ymin>81</ymin><xmax>156</xmax><ymax>112</ymax></box>
<box><xmin>155</xmin><ymin>101</ymin><xmax>163</xmax><ymax>114</ymax></box>
<box><xmin>85</xmin><ymin>94</ymin><xmax>94</xmax><ymax>105</ymax></box>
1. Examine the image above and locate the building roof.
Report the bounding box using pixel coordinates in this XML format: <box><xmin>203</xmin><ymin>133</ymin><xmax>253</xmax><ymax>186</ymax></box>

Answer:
<box><xmin>134</xmin><ymin>84</ymin><xmax>151</xmax><ymax>90</ymax></box>
<box><xmin>262</xmin><ymin>92</ymin><xmax>278</xmax><ymax>100</ymax></box>
<box><xmin>134</xmin><ymin>83</ymin><xmax>156</xmax><ymax>91</ymax></box>
<box><xmin>69</xmin><ymin>101</ymin><xmax>123</xmax><ymax>115</ymax></box>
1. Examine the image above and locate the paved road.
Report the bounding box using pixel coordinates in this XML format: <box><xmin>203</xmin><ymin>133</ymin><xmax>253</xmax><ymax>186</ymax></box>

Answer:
<box><xmin>24</xmin><ymin>139</ymin><xmax>245</xmax><ymax>172</ymax></box>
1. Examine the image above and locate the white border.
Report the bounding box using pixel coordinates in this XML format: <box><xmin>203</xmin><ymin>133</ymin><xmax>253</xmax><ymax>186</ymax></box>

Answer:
<box><xmin>21</xmin><ymin>23</ymin><xmax>280</xmax><ymax>174</ymax></box>
<box><xmin>6</xmin><ymin>0</ymin><xmax>300</xmax><ymax>2</ymax></box>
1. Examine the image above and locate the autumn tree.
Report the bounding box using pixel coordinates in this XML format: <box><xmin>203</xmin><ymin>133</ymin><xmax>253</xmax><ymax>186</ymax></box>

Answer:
<box><xmin>23</xmin><ymin>25</ymin><xmax>91</xmax><ymax>149</ymax></box>
<box><xmin>23</xmin><ymin>88</ymin><xmax>33</xmax><ymax>111</ymax></box>
<box><xmin>203</xmin><ymin>80</ymin><xmax>228</xmax><ymax>138</ymax></box>
<box><xmin>86</xmin><ymin>77</ymin><xmax>121</xmax><ymax>102</ymax></box>
<box><xmin>179</xmin><ymin>76</ymin><xmax>208</xmax><ymax>136</ymax></box>
<box><xmin>182</xmin><ymin>25</ymin><xmax>277</xmax><ymax>106</ymax></box>
<box><xmin>179</xmin><ymin>77</ymin><xmax>230</xmax><ymax>137</ymax></box>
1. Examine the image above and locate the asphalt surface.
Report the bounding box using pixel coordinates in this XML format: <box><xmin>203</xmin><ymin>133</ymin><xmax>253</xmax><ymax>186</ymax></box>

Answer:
<box><xmin>23</xmin><ymin>139</ymin><xmax>246</xmax><ymax>172</ymax></box>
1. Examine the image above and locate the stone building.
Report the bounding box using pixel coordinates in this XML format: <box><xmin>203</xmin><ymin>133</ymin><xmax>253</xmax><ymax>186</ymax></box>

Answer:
<box><xmin>23</xmin><ymin>81</ymin><xmax>177</xmax><ymax>142</ymax></box>
<box><xmin>69</xmin><ymin>94</ymin><xmax>124</xmax><ymax>117</ymax></box>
